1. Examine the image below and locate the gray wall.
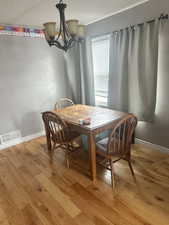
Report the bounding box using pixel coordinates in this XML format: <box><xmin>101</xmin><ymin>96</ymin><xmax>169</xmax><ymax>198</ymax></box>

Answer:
<box><xmin>87</xmin><ymin>0</ymin><xmax>169</xmax><ymax>148</ymax></box>
<box><xmin>87</xmin><ymin>0</ymin><xmax>169</xmax><ymax>36</ymax></box>
<box><xmin>0</xmin><ymin>35</ymin><xmax>69</xmax><ymax>137</ymax></box>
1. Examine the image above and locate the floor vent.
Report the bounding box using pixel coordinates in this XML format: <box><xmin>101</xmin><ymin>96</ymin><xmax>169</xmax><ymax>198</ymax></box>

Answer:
<box><xmin>0</xmin><ymin>130</ymin><xmax>21</xmax><ymax>146</ymax></box>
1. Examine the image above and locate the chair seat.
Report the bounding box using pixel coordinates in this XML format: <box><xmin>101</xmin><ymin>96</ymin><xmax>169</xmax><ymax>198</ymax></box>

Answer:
<box><xmin>52</xmin><ymin>129</ymin><xmax>80</xmax><ymax>143</ymax></box>
<box><xmin>96</xmin><ymin>137</ymin><xmax>123</xmax><ymax>158</ymax></box>
<box><xmin>66</xmin><ymin>131</ymin><xmax>80</xmax><ymax>142</ymax></box>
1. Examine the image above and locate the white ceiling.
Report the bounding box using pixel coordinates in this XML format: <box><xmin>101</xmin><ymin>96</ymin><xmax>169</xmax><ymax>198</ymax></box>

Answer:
<box><xmin>0</xmin><ymin>0</ymin><xmax>149</xmax><ymax>27</ymax></box>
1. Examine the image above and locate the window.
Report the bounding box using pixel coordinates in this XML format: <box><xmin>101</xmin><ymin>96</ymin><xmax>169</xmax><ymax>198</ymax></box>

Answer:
<box><xmin>92</xmin><ymin>35</ymin><xmax>110</xmax><ymax>106</ymax></box>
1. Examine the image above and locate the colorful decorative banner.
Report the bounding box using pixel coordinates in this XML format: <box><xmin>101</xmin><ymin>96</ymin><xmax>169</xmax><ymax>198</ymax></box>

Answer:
<box><xmin>0</xmin><ymin>25</ymin><xmax>44</xmax><ymax>38</ymax></box>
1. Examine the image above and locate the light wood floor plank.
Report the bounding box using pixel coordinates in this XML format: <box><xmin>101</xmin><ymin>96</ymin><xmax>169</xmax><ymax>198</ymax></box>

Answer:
<box><xmin>0</xmin><ymin>137</ymin><xmax>169</xmax><ymax>225</ymax></box>
<box><xmin>36</xmin><ymin>173</ymin><xmax>81</xmax><ymax>218</ymax></box>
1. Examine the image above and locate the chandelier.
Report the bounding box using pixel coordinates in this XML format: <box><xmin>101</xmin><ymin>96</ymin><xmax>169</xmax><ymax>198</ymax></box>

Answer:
<box><xmin>43</xmin><ymin>0</ymin><xmax>85</xmax><ymax>52</ymax></box>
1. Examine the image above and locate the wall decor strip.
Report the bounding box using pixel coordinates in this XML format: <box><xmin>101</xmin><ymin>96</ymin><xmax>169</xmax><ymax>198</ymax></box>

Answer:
<box><xmin>0</xmin><ymin>25</ymin><xmax>44</xmax><ymax>38</ymax></box>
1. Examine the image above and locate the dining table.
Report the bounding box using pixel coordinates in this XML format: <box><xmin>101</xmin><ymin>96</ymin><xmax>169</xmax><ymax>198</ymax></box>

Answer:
<box><xmin>46</xmin><ymin>104</ymin><xmax>128</xmax><ymax>182</ymax></box>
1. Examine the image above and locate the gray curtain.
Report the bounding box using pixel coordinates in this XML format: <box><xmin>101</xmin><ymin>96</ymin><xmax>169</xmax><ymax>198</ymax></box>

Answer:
<box><xmin>64</xmin><ymin>43</ymin><xmax>81</xmax><ymax>103</ymax></box>
<box><xmin>108</xmin><ymin>29</ymin><xmax>129</xmax><ymax>112</ymax></box>
<box><xmin>79</xmin><ymin>38</ymin><xmax>95</xmax><ymax>105</ymax></box>
<box><xmin>64</xmin><ymin>38</ymin><xmax>95</xmax><ymax>105</ymax></box>
<box><xmin>64</xmin><ymin>44</ymin><xmax>81</xmax><ymax>103</ymax></box>
<box><xmin>108</xmin><ymin>20</ymin><xmax>159</xmax><ymax>122</ymax></box>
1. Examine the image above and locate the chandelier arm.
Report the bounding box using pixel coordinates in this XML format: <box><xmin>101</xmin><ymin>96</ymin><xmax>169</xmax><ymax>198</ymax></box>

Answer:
<box><xmin>65</xmin><ymin>37</ymin><xmax>76</xmax><ymax>50</ymax></box>
<box><xmin>61</xmin><ymin>5</ymin><xmax>68</xmax><ymax>46</ymax></box>
<box><xmin>54</xmin><ymin>36</ymin><xmax>73</xmax><ymax>51</ymax></box>
<box><xmin>69</xmin><ymin>38</ymin><xmax>76</xmax><ymax>48</ymax></box>
<box><xmin>68</xmin><ymin>38</ymin><xmax>73</xmax><ymax>46</ymax></box>
<box><xmin>64</xmin><ymin>23</ymin><xmax>72</xmax><ymax>40</ymax></box>
<box><xmin>53</xmin><ymin>40</ymin><xmax>66</xmax><ymax>51</ymax></box>
<box><xmin>56</xmin><ymin>6</ymin><xmax>63</xmax><ymax>41</ymax></box>
<box><xmin>60</xmin><ymin>2</ymin><xmax>72</xmax><ymax>46</ymax></box>
<box><xmin>49</xmin><ymin>35</ymin><xmax>75</xmax><ymax>51</ymax></box>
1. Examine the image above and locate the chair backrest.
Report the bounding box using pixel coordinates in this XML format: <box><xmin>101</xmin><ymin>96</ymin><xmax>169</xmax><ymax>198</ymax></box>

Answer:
<box><xmin>42</xmin><ymin>111</ymin><xmax>68</xmax><ymax>144</ymax></box>
<box><xmin>55</xmin><ymin>98</ymin><xmax>74</xmax><ymax>110</ymax></box>
<box><xmin>107</xmin><ymin>114</ymin><xmax>137</xmax><ymax>157</ymax></box>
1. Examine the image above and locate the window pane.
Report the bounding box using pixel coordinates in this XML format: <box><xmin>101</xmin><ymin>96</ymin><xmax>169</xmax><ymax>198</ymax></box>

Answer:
<box><xmin>92</xmin><ymin>36</ymin><xmax>110</xmax><ymax>106</ymax></box>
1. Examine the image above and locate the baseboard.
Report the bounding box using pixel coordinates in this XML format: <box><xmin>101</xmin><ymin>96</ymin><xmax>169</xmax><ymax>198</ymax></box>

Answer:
<box><xmin>0</xmin><ymin>131</ymin><xmax>45</xmax><ymax>151</ymax></box>
<box><xmin>22</xmin><ymin>131</ymin><xmax>45</xmax><ymax>143</ymax></box>
<box><xmin>0</xmin><ymin>132</ymin><xmax>168</xmax><ymax>154</ymax></box>
<box><xmin>135</xmin><ymin>138</ymin><xmax>169</xmax><ymax>154</ymax></box>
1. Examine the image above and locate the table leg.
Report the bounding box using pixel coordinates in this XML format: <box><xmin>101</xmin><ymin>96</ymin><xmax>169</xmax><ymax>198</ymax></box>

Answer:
<box><xmin>88</xmin><ymin>133</ymin><xmax>97</xmax><ymax>183</ymax></box>
<box><xmin>132</xmin><ymin>131</ymin><xmax>135</xmax><ymax>144</ymax></box>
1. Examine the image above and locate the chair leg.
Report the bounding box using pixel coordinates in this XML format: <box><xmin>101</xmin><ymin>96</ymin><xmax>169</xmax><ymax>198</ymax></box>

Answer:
<box><xmin>128</xmin><ymin>160</ymin><xmax>136</xmax><ymax>182</ymax></box>
<box><xmin>110</xmin><ymin>159</ymin><xmax>115</xmax><ymax>190</ymax></box>
<box><xmin>65</xmin><ymin>152</ymin><xmax>70</xmax><ymax>169</ymax></box>
<box><xmin>49</xmin><ymin>143</ymin><xmax>55</xmax><ymax>164</ymax></box>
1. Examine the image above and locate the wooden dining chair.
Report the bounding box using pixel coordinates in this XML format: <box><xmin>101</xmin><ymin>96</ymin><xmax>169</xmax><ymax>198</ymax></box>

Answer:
<box><xmin>54</xmin><ymin>98</ymin><xmax>82</xmax><ymax>148</ymax></box>
<box><xmin>42</xmin><ymin>111</ymin><xmax>80</xmax><ymax>168</ymax></box>
<box><xmin>54</xmin><ymin>98</ymin><xmax>74</xmax><ymax>110</ymax></box>
<box><xmin>96</xmin><ymin>114</ymin><xmax>137</xmax><ymax>189</ymax></box>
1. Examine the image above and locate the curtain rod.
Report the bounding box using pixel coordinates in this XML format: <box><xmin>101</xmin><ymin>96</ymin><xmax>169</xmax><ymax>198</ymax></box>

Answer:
<box><xmin>113</xmin><ymin>13</ymin><xmax>168</xmax><ymax>33</ymax></box>
<box><xmin>90</xmin><ymin>13</ymin><xmax>168</xmax><ymax>39</ymax></box>
<box><xmin>136</xmin><ymin>13</ymin><xmax>168</xmax><ymax>27</ymax></box>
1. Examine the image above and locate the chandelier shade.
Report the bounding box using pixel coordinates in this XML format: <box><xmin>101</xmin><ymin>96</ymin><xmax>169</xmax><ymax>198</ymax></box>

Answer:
<box><xmin>77</xmin><ymin>25</ymin><xmax>85</xmax><ymax>38</ymax></box>
<box><xmin>43</xmin><ymin>0</ymin><xmax>85</xmax><ymax>52</ymax></box>
<box><xmin>43</xmin><ymin>22</ymin><xmax>57</xmax><ymax>39</ymax></box>
<box><xmin>66</xmin><ymin>20</ymin><xmax>79</xmax><ymax>35</ymax></box>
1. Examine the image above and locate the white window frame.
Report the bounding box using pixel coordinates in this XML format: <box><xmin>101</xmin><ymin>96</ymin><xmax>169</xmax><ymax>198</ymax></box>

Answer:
<box><xmin>92</xmin><ymin>35</ymin><xmax>110</xmax><ymax>107</ymax></box>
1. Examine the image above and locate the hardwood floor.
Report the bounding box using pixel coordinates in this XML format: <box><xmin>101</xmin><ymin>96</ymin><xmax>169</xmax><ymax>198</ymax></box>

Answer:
<box><xmin>0</xmin><ymin>137</ymin><xmax>169</xmax><ymax>225</ymax></box>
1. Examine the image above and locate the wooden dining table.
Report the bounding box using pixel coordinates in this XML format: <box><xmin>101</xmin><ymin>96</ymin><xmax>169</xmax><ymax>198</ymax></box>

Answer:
<box><xmin>46</xmin><ymin>104</ymin><xmax>128</xmax><ymax>182</ymax></box>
